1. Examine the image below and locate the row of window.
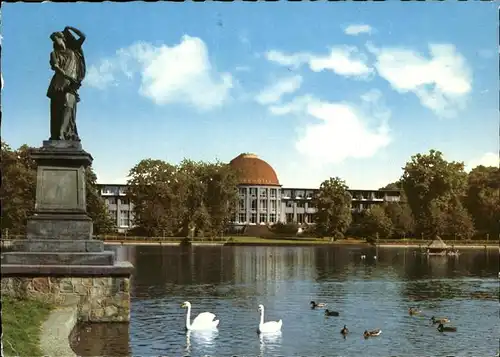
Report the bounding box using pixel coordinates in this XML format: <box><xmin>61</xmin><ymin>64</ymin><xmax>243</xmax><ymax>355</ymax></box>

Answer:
<box><xmin>108</xmin><ymin>210</ymin><xmax>133</xmax><ymax>227</ymax></box>
<box><xmin>239</xmin><ymin>188</ymin><xmax>279</xmax><ymax>198</ymax></box>
<box><xmin>235</xmin><ymin>212</ymin><xmax>316</xmax><ymax>224</ymax></box>
<box><xmin>104</xmin><ymin>198</ymin><xmax>131</xmax><ymax>205</ymax></box>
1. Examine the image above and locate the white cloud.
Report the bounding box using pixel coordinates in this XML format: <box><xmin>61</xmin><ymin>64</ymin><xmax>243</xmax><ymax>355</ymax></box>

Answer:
<box><xmin>271</xmin><ymin>91</ymin><xmax>391</xmax><ymax>165</ymax></box>
<box><xmin>265</xmin><ymin>46</ymin><xmax>373</xmax><ymax>79</ymax></box>
<box><xmin>366</xmin><ymin>42</ymin><xmax>472</xmax><ymax>117</ymax></box>
<box><xmin>344</xmin><ymin>24</ymin><xmax>373</xmax><ymax>36</ymax></box>
<box><xmin>85</xmin><ymin>35</ymin><xmax>233</xmax><ymax>111</ymax></box>
<box><xmin>255</xmin><ymin>75</ymin><xmax>303</xmax><ymax>105</ymax></box>
<box><xmin>467</xmin><ymin>152</ymin><xmax>499</xmax><ymax>170</ymax></box>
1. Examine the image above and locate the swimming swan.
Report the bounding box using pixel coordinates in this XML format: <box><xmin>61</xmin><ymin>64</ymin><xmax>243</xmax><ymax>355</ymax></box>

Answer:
<box><xmin>257</xmin><ymin>304</ymin><xmax>282</xmax><ymax>333</ymax></box>
<box><xmin>181</xmin><ymin>301</ymin><xmax>219</xmax><ymax>331</ymax></box>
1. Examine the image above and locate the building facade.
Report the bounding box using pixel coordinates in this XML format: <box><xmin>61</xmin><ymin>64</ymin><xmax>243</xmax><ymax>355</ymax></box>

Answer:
<box><xmin>98</xmin><ymin>152</ymin><xmax>401</xmax><ymax>231</ymax></box>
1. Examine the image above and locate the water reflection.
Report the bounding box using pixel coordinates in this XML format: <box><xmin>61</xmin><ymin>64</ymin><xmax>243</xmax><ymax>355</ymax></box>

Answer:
<box><xmin>73</xmin><ymin>246</ymin><xmax>499</xmax><ymax>357</ymax></box>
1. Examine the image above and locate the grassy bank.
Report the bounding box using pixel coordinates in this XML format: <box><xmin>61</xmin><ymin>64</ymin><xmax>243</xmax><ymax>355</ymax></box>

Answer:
<box><xmin>2</xmin><ymin>296</ymin><xmax>54</xmax><ymax>357</ymax></box>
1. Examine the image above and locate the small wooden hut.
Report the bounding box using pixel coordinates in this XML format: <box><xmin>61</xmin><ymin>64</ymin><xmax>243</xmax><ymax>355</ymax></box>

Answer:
<box><xmin>426</xmin><ymin>236</ymin><xmax>448</xmax><ymax>256</ymax></box>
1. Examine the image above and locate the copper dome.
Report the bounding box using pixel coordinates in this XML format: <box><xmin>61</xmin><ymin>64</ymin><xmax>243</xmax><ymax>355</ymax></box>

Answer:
<box><xmin>229</xmin><ymin>153</ymin><xmax>280</xmax><ymax>186</ymax></box>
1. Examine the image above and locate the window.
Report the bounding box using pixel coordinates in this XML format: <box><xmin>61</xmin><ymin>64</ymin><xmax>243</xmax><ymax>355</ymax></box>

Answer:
<box><xmin>270</xmin><ymin>200</ymin><xmax>277</xmax><ymax>211</ymax></box>
<box><xmin>307</xmin><ymin>202</ymin><xmax>316</xmax><ymax>209</ymax></box>
<box><xmin>286</xmin><ymin>213</ymin><xmax>294</xmax><ymax>223</ymax></box>
<box><xmin>251</xmin><ymin>199</ymin><xmax>257</xmax><ymax>210</ymax></box>
<box><xmin>270</xmin><ymin>189</ymin><xmax>277</xmax><ymax>198</ymax></box>
<box><xmin>259</xmin><ymin>213</ymin><xmax>267</xmax><ymax>223</ymax></box>
<box><xmin>120</xmin><ymin>198</ymin><xmax>129</xmax><ymax>205</ymax></box>
<box><xmin>306</xmin><ymin>214</ymin><xmax>314</xmax><ymax>224</ymax></box>
<box><xmin>296</xmin><ymin>202</ymin><xmax>305</xmax><ymax>208</ymax></box>
<box><xmin>239</xmin><ymin>199</ymin><xmax>246</xmax><ymax>210</ymax></box>
<box><xmin>109</xmin><ymin>210</ymin><xmax>117</xmax><ymax>220</ymax></box>
<box><xmin>238</xmin><ymin>213</ymin><xmax>246</xmax><ymax>223</ymax></box>
<box><xmin>297</xmin><ymin>213</ymin><xmax>304</xmax><ymax>224</ymax></box>
<box><xmin>250</xmin><ymin>213</ymin><xmax>257</xmax><ymax>223</ymax></box>
<box><xmin>295</xmin><ymin>190</ymin><xmax>304</xmax><ymax>199</ymax></box>
<box><xmin>269</xmin><ymin>213</ymin><xmax>276</xmax><ymax>223</ymax></box>
<box><xmin>260</xmin><ymin>200</ymin><xmax>268</xmax><ymax>210</ymax></box>
<box><xmin>260</xmin><ymin>188</ymin><xmax>267</xmax><ymax>198</ymax></box>
<box><xmin>250</xmin><ymin>188</ymin><xmax>257</xmax><ymax>197</ymax></box>
<box><xmin>282</xmin><ymin>190</ymin><xmax>291</xmax><ymax>198</ymax></box>
<box><xmin>108</xmin><ymin>198</ymin><xmax>117</xmax><ymax>205</ymax></box>
<box><xmin>286</xmin><ymin>201</ymin><xmax>294</xmax><ymax>208</ymax></box>
<box><xmin>239</xmin><ymin>188</ymin><xmax>247</xmax><ymax>196</ymax></box>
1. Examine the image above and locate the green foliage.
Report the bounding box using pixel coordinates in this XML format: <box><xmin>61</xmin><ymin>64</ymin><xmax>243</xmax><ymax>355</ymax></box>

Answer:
<box><xmin>312</xmin><ymin>177</ymin><xmax>352</xmax><ymax>238</ymax></box>
<box><xmin>127</xmin><ymin>158</ymin><xmax>239</xmax><ymax>237</ymax></box>
<box><xmin>360</xmin><ymin>205</ymin><xmax>393</xmax><ymax>239</ymax></box>
<box><xmin>271</xmin><ymin>222</ymin><xmax>299</xmax><ymax>235</ymax></box>
<box><xmin>401</xmin><ymin>149</ymin><xmax>470</xmax><ymax>237</ymax></box>
<box><xmin>1</xmin><ymin>141</ymin><xmax>115</xmax><ymax>235</ymax></box>
<box><xmin>1</xmin><ymin>142</ymin><xmax>36</xmax><ymax>234</ymax></box>
<box><xmin>465</xmin><ymin>165</ymin><xmax>500</xmax><ymax>237</ymax></box>
<box><xmin>383</xmin><ymin>202</ymin><xmax>414</xmax><ymax>238</ymax></box>
<box><xmin>2</xmin><ymin>296</ymin><xmax>54</xmax><ymax>357</ymax></box>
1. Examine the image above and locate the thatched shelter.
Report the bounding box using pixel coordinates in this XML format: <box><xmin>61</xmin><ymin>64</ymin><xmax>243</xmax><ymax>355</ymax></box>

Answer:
<box><xmin>426</xmin><ymin>236</ymin><xmax>448</xmax><ymax>255</ymax></box>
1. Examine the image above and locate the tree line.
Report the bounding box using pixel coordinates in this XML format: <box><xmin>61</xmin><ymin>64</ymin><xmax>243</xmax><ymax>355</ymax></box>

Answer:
<box><xmin>308</xmin><ymin>150</ymin><xmax>499</xmax><ymax>240</ymax></box>
<box><xmin>2</xmin><ymin>141</ymin><xmax>498</xmax><ymax>240</ymax></box>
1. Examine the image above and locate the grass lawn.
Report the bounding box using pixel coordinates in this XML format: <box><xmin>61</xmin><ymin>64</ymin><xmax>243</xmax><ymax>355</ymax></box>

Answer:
<box><xmin>2</xmin><ymin>296</ymin><xmax>54</xmax><ymax>357</ymax></box>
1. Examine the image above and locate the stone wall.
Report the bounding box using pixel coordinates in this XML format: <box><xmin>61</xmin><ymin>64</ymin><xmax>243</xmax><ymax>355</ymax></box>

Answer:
<box><xmin>1</xmin><ymin>276</ymin><xmax>130</xmax><ymax>322</ymax></box>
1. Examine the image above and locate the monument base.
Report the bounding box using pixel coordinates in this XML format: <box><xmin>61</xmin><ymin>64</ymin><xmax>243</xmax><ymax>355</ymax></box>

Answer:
<box><xmin>27</xmin><ymin>213</ymin><xmax>93</xmax><ymax>240</ymax></box>
<box><xmin>1</xmin><ymin>262</ymin><xmax>133</xmax><ymax>322</ymax></box>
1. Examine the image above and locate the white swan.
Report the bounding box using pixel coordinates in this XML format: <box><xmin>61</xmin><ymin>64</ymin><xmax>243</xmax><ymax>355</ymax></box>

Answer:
<box><xmin>257</xmin><ymin>304</ymin><xmax>282</xmax><ymax>333</ymax></box>
<box><xmin>181</xmin><ymin>301</ymin><xmax>219</xmax><ymax>331</ymax></box>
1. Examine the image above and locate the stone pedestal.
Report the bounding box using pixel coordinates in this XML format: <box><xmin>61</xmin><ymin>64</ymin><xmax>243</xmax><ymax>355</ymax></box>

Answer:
<box><xmin>1</xmin><ymin>140</ymin><xmax>134</xmax><ymax>322</ymax></box>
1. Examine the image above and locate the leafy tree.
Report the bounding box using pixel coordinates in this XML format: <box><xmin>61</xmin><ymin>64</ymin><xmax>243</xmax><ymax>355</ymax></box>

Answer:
<box><xmin>401</xmin><ymin>150</ymin><xmax>469</xmax><ymax>238</ymax></box>
<box><xmin>445</xmin><ymin>197</ymin><xmax>475</xmax><ymax>239</ymax></box>
<box><xmin>360</xmin><ymin>205</ymin><xmax>394</xmax><ymax>239</ymax></box>
<box><xmin>1</xmin><ymin>142</ymin><xmax>36</xmax><ymax>235</ymax></box>
<box><xmin>127</xmin><ymin>158</ymin><xmax>238</xmax><ymax>238</ymax></box>
<box><xmin>1</xmin><ymin>141</ymin><xmax>113</xmax><ymax>236</ymax></box>
<box><xmin>466</xmin><ymin>165</ymin><xmax>500</xmax><ymax>237</ymax></box>
<box><xmin>383</xmin><ymin>202</ymin><xmax>414</xmax><ymax>238</ymax></box>
<box><xmin>127</xmin><ymin>159</ymin><xmax>184</xmax><ymax>237</ymax></box>
<box><xmin>312</xmin><ymin>177</ymin><xmax>352</xmax><ymax>239</ymax></box>
<box><xmin>85</xmin><ymin>167</ymin><xmax>115</xmax><ymax>235</ymax></box>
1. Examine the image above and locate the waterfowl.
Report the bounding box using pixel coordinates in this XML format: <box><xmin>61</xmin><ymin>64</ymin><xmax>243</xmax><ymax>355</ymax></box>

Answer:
<box><xmin>310</xmin><ymin>301</ymin><xmax>327</xmax><ymax>309</ymax></box>
<box><xmin>181</xmin><ymin>301</ymin><xmax>219</xmax><ymax>331</ymax></box>
<box><xmin>324</xmin><ymin>309</ymin><xmax>339</xmax><ymax>316</ymax></box>
<box><xmin>257</xmin><ymin>304</ymin><xmax>282</xmax><ymax>333</ymax></box>
<box><xmin>431</xmin><ymin>316</ymin><xmax>450</xmax><ymax>324</ymax></box>
<box><xmin>340</xmin><ymin>325</ymin><xmax>349</xmax><ymax>336</ymax></box>
<box><xmin>408</xmin><ymin>307</ymin><xmax>421</xmax><ymax>315</ymax></box>
<box><xmin>363</xmin><ymin>329</ymin><xmax>382</xmax><ymax>338</ymax></box>
<box><xmin>437</xmin><ymin>323</ymin><xmax>457</xmax><ymax>332</ymax></box>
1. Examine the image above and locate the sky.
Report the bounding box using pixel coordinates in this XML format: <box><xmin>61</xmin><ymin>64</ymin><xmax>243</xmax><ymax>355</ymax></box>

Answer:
<box><xmin>2</xmin><ymin>2</ymin><xmax>499</xmax><ymax>189</ymax></box>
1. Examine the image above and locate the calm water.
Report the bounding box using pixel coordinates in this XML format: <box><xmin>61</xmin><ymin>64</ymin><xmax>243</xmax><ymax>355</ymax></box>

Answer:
<box><xmin>72</xmin><ymin>245</ymin><xmax>500</xmax><ymax>357</ymax></box>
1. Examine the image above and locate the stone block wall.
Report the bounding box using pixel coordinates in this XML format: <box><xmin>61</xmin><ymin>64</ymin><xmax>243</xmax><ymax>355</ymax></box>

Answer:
<box><xmin>1</xmin><ymin>276</ymin><xmax>130</xmax><ymax>322</ymax></box>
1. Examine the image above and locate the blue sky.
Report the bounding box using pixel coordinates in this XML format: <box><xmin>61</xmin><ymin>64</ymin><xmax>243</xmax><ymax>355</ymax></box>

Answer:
<box><xmin>2</xmin><ymin>2</ymin><xmax>498</xmax><ymax>189</ymax></box>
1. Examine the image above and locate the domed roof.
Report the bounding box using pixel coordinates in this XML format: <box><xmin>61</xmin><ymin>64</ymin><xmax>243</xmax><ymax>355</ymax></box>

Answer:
<box><xmin>229</xmin><ymin>153</ymin><xmax>280</xmax><ymax>186</ymax></box>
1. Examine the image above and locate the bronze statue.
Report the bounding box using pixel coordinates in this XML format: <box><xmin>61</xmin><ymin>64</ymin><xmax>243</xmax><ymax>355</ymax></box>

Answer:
<box><xmin>47</xmin><ymin>26</ymin><xmax>86</xmax><ymax>141</ymax></box>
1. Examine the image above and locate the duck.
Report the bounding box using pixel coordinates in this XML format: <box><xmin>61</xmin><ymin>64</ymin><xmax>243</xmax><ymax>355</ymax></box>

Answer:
<box><xmin>340</xmin><ymin>325</ymin><xmax>349</xmax><ymax>336</ymax></box>
<box><xmin>324</xmin><ymin>309</ymin><xmax>339</xmax><ymax>317</ymax></box>
<box><xmin>363</xmin><ymin>329</ymin><xmax>382</xmax><ymax>338</ymax></box>
<box><xmin>437</xmin><ymin>323</ymin><xmax>457</xmax><ymax>332</ymax></box>
<box><xmin>431</xmin><ymin>316</ymin><xmax>450</xmax><ymax>324</ymax></box>
<box><xmin>408</xmin><ymin>307</ymin><xmax>421</xmax><ymax>316</ymax></box>
<box><xmin>310</xmin><ymin>301</ymin><xmax>327</xmax><ymax>309</ymax></box>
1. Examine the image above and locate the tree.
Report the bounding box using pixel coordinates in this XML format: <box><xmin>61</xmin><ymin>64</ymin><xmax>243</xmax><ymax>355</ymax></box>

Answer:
<box><xmin>1</xmin><ymin>142</ymin><xmax>36</xmax><ymax>235</ymax></box>
<box><xmin>445</xmin><ymin>197</ymin><xmax>475</xmax><ymax>239</ymax></box>
<box><xmin>127</xmin><ymin>159</ymin><xmax>184</xmax><ymax>237</ymax></box>
<box><xmin>383</xmin><ymin>202</ymin><xmax>414</xmax><ymax>238</ymax></box>
<box><xmin>466</xmin><ymin>165</ymin><xmax>500</xmax><ymax>237</ymax></box>
<box><xmin>312</xmin><ymin>177</ymin><xmax>352</xmax><ymax>239</ymax></box>
<box><xmin>85</xmin><ymin>167</ymin><xmax>115</xmax><ymax>235</ymax></box>
<box><xmin>360</xmin><ymin>205</ymin><xmax>394</xmax><ymax>239</ymax></box>
<box><xmin>1</xmin><ymin>141</ymin><xmax>114</xmax><ymax>236</ymax></box>
<box><xmin>401</xmin><ymin>150</ymin><xmax>469</xmax><ymax>238</ymax></box>
<box><xmin>127</xmin><ymin>158</ymin><xmax>239</xmax><ymax>238</ymax></box>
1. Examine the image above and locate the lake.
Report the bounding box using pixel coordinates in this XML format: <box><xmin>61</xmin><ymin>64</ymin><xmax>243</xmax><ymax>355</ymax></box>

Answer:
<box><xmin>71</xmin><ymin>245</ymin><xmax>499</xmax><ymax>357</ymax></box>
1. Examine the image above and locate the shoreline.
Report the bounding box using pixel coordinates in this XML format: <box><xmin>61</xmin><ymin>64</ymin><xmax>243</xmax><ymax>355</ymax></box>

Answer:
<box><xmin>103</xmin><ymin>240</ymin><xmax>499</xmax><ymax>249</ymax></box>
